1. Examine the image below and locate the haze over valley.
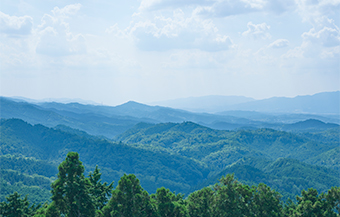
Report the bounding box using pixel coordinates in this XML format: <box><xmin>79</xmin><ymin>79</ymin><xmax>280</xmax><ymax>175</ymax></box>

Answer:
<box><xmin>1</xmin><ymin>91</ymin><xmax>339</xmax><ymax>206</ymax></box>
<box><xmin>1</xmin><ymin>0</ymin><xmax>339</xmax><ymax>215</ymax></box>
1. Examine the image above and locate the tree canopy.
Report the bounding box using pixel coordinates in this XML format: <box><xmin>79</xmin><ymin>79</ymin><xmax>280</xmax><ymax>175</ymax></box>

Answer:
<box><xmin>1</xmin><ymin>152</ymin><xmax>339</xmax><ymax>217</ymax></box>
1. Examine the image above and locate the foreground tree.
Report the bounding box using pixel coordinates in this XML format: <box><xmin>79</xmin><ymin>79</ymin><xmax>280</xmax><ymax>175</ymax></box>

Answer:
<box><xmin>102</xmin><ymin>174</ymin><xmax>156</xmax><ymax>217</ymax></box>
<box><xmin>187</xmin><ymin>187</ymin><xmax>214</xmax><ymax>217</ymax></box>
<box><xmin>51</xmin><ymin>152</ymin><xmax>95</xmax><ymax>217</ymax></box>
<box><xmin>152</xmin><ymin>187</ymin><xmax>188</xmax><ymax>217</ymax></box>
<box><xmin>212</xmin><ymin>174</ymin><xmax>253</xmax><ymax>216</ymax></box>
<box><xmin>325</xmin><ymin>187</ymin><xmax>340</xmax><ymax>215</ymax></box>
<box><xmin>2</xmin><ymin>152</ymin><xmax>340</xmax><ymax>217</ymax></box>
<box><xmin>0</xmin><ymin>192</ymin><xmax>40</xmax><ymax>217</ymax></box>
<box><xmin>291</xmin><ymin>188</ymin><xmax>339</xmax><ymax>217</ymax></box>
<box><xmin>252</xmin><ymin>183</ymin><xmax>283</xmax><ymax>217</ymax></box>
<box><xmin>88</xmin><ymin>166</ymin><xmax>114</xmax><ymax>211</ymax></box>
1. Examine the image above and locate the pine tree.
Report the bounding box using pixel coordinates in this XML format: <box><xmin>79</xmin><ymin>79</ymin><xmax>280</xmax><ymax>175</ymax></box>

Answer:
<box><xmin>51</xmin><ymin>152</ymin><xmax>95</xmax><ymax>217</ymax></box>
<box><xmin>102</xmin><ymin>174</ymin><xmax>156</xmax><ymax>217</ymax></box>
<box><xmin>152</xmin><ymin>187</ymin><xmax>188</xmax><ymax>217</ymax></box>
<box><xmin>88</xmin><ymin>166</ymin><xmax>114</xmax><ymax>210</ymax></box>
<box><xmin>187</xmin><ymin>187</ymin><xmax>214</xmax><ymax>217</ymax></box>
<box><xmin>0</xmin><ymin>192</ymin><xmax>40</xmax><ymax>217</ymax></box>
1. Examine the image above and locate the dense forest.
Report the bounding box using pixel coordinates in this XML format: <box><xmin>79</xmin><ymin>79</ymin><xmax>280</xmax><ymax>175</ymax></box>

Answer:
<box><xmin>1</xmin><ymin>152</ymin><xmax>339</xmax><ymax>217</ymax></box>
<box><xmin>1</xmin><ymin>94</ymin><xmax>339</xmax><ymax>216</ymax></box>
<box><xmin>1</xmin><ymin>118</ymin><xmax>339</xmax><ymax>204</ymax></box>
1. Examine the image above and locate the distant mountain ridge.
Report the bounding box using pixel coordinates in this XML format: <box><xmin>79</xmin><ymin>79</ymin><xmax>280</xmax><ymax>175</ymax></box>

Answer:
<box><xmin>228</xmin><ymin>91</ymin><xmax>340</xmax><ymax>114</ymax></box>
<box><xmin>1</xmin><ymin>93</ymin><xmax>339</xmax><ymax>139</ymax></box>
<box><xmin>150</xmin><ymin>95</ymin><xmax>255</xmax><ymax>113</ymax></box>
<box><xmin>151</xmin><ymin>91</ymin><xmax>340</xmax><ymax>115</ymax></box>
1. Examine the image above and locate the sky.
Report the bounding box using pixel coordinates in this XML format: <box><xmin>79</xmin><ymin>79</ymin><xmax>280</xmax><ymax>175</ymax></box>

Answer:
<box><xmin>0</xmin><ymin>0</ymin><xmax>339</xmax><ymax>106</ymax></box>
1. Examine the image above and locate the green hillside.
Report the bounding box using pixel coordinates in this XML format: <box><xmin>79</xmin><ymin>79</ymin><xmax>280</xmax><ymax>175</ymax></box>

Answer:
<box><xmin>1</xmin><ymin>118</ymin><xmax>339</xmax><ymax>206</ymax></box>
<box><xmin>0</xmin><ymin>119</ymin><xmax>210</xmax><ymax>199</ymax></box>
<box><xmin>116</xmin><ymin>122</ymin><xmax>339</xmax><ymax>167</ymax></box>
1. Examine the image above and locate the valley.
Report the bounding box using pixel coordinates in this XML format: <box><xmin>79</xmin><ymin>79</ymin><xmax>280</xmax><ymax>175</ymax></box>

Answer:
<box><xmin>1</xmin><ymin>92</ymin><xmax>339</xmax><ymax>206</ymax></box>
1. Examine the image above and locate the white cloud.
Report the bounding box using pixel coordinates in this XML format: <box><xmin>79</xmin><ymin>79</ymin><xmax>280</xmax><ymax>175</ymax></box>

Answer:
<box><xmin>195</xmin><ymin>0</ymin><xmax>296</xmax><ymax>17</ymax></box>
<box><xmin>105</xmin><ymin>23</ymin><xmax>129</xmax><ymax>38</ymax></box>
<box><xmin>302</xmin><ymin>18</ymin><xmax>340</xmax><ymax>47</ymax></box>
<box><xmin>139</xmin><ymin>0</ymin><xmax>210</xmax><ymax>11</ymax></box>
<box><xmin>196</xmin><ymin>0</ymin><xmax>263</xmax><ymax>17</ymax></box>
<box><xmin>295</xmin><ymin>0</ymin><xmax>340</xmax><ymax>23</ymax></box>
<box><xmin>242</xmin><ymin>22</ymin><xmax>271</xmax><ymax>39</ymax></box>
<box><xmin>0</xmin><ymin>11</ymin><xmax>33</xmax><ymax>36</ymax></box>
<box><xmin>285</xmin><ymin>16</ymin><xmax>340</xmax><ymax>59</ymax></box>
<box><xmin>108</xmin><ymin>9</ymin><xmax>233</xmax><ymax>52</ymax></box>
<box><xmin>52</xmin><ymin>3</ymin><xmax>81</xmax><ymax>17</ymax></box>
<box><xmin>35</xmin><ymin>4</ymin><xmax>86</xmax><ymax>57</ymax></box>
<box><xmin>36</xmin><ymin>28</ymin><xmax>86</xmax><ymax>56</ymax></box>
<box><xmin>1</xmin><ymin>1</ymin><xmax>339</xmax><ymax>104</ymax></box>
<box><xmin>269</xmin><ymin>39</ymin><xmax>289</xmax><ymax>48</ymax></box>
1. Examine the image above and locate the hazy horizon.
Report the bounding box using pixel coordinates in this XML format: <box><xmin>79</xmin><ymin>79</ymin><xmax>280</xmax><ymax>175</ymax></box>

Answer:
<box><xmin>3</xmin><ymin>90</ymin><xmax>339</xmax><ymax>108</ymax></box>
<box><xmin>1</xmin><ymin>1</ymin><xmax>339</xmax><ymax>106</ymax></box>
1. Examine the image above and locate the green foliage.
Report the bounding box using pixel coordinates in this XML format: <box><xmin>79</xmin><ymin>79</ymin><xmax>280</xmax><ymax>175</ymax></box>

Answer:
<box><xmin>0</xmin><ymin>180</ymin><xmax>51</xmax><ymax>205</ymax></box>
<box><xmin>305</xmin><ymin>147</ymin><xmax>340</xmax><ymax>170</ymax></box>
<box><xmin>0</xmin><ymin>119</ymin><xmax>209</xmax><ymax>194</ymax></box>
<box><xmin>102</xmin><ymin>174</ymin><xmax>155</xmax><ymax>217</ymax></box>
<box><xmin>1</xmin><ymin>152</ymin><xmax>340</xmax><ymax>217</ymax></box>
<box><xmin>187</xmin><ymin>187</ymin><xmax>214</xmax><ymax>217</ymax></box>
<box><xmin>1</xmin><ymin>118</ymin><xmax>339</xmax><ymax>210</ymax></box>
<box><xmin>252</xmin><ymin>183</ymin><xmax>282</xmax><ymax>217</ymax></box>
<box><xmin>0</xmin><ymin>155</ymin><xmax>57</xmax><ymax>178</ymax></box>
<box><xmin>0</xmin><ymin>192</ymin><xmax>40</xmax><ymax>217</ymax></box>
<box><xmin>292</xmin><ymin>188</ymin><xmax>337</xmax><ymax>217</ymax></box>
<box><xmin>152</xmin><ymin>187</ymin><xmax>188</xmax><ymax>217</ymax></box>
<box><xmin>88</xmin><ymin>166</ymin><xmax>114</xmax><ymax>210</ymax></box>
<box><xmin>212</xmin><ymin>174</ymin><xmax>253</xmax><ymax>216</ymax></box>
<box><xmin>51</xmin><ymin>152</ymin><xmax>95</xmax><ymax>217</ymax></box>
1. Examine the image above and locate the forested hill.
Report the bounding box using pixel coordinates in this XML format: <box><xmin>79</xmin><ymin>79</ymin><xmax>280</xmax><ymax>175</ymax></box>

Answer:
<box><xmin>151</xmin><ymin>91</ymin><xmax>340</xmax><ymax>114</ymax></box>
<box><xmin>1</xmin><ymin>118</ymin><xmax>339</xmax><ymax>204</ymax></box>
<box><xmin>0</xmin><ymin>118</ymin><xmax>209</xmax><ymax>198</ymax></box>
<box><xmin>116</xmin><ymin>121</ymin><xmax>339</xmax><ymax>168</ymax></box>
<box><xmin>1</xmin><ymin>96</ymin><xmax>339</xmax><ymax>140</ymax></box>
<box><xmin>115</xmin><ymin>121</ymin><xmax>340</xmax><ymax>199</ymax></box>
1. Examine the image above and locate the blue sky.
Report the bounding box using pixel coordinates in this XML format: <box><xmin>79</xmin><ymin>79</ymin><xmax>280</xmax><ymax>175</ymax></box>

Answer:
<box><xmin>1</xmin><ymin>0</ymin><xmax>339</xmax><ymax>105</ymax></box>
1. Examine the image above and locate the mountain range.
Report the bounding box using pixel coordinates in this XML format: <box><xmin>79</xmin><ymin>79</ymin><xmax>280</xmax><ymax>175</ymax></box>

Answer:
<box><xmin>1</xmin><ymin>118</ymin><xmax>339</xmax><ymax>204</ymax></box>
<box><xmin>1</xmin><ymin>91</ymin><xmax>339</xmax><ymax>139</ymax></box>
<box><xmin>151</xmin><ymin>91</ymin><xmax>340</xmax><ymax>114</ymax></box>
<box><xmin>1</xmin><ymin>91</ymin><xmax>339</xmax><ymax>204</ymax></box>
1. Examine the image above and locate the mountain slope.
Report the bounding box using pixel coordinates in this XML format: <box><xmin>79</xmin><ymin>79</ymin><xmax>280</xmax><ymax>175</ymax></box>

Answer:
<box><xmin>0</xmin><ymin>118</ymin><xmax>210</xmax><ymax>194</ymax></box>
<box><xmin>116</xmin><ymin>122</ymin><xmax>339</xmax><ymax>166</ymax></box>
<box><xmin>197</xmin><ymin>157</ymin><xmax>339</xmax><ymax>200</ymax></box>
<box><xmin>0</xmin><ymin>97</ymin><xmax>154</xmax><ymax>138</ymax></box>
<box><xmin>1</xmin><ymin>118</ymin><xmax>339</xmax><ymax>204</ymax></box>
<box><xmin>150</xmin><ymin>95</ymin><xmax>255</xmax><ymax>113</ymax></box>
<box><xmin>228</xmin><ymin>91</ymin><xmax>340</xmax><ymax>115</ymax></box>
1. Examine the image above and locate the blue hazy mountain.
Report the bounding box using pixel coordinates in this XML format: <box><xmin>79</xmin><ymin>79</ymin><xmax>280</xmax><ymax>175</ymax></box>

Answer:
<box><xmin>0</xmin><ymin>97</ymin><xmax>155</xmax><ymax>138</ymax></box>
<box><xmin>152</xmin><ymin>91</ymin><xmax>340</xmax><ymax>115</ymax></box>
<box><xmin>227</xmin><ymin>91</ymin><xmax>340</xmax><ymax>115</ymax></box>
<box><xmin>1</xmin><ymin>91</ymin><xmax>339</xmax><ymax>139</ymax></box>
<box><xmin>150</xmin><ymin>95</ymin><xmax>255</xmax><ymax>113</ymax></box>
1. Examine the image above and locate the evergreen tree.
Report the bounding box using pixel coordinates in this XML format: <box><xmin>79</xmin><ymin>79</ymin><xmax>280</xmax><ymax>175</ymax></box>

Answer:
<box><xmin>212</xmin><ymin>174</ymin><xmax>251</xmax><ymax>216</ymax></box>
<box><xmin>325</xmin><ymin>187</ymin><xmax>340</xmax><ymax>215</ymax></box>
<box><xmin>252</xmin><ymin>183</ymin><xmax>283</xmax><ymax>217</ymax></box>
<box><xmin>51</xmin><ymin>152</ymin><xmax>95</xmax><ymax>217</ymax></box>
<box><xmin>0</xmin><ymin>192</ymin><xmax>39</xmax><ymax>217</ymax></box>
<box><xmin>187</xmin><ymin>187</ymin><xmax>214</xmax><ymax>217</ymax></box>
<box><xmin>88</xmin><ymin>166</ymin><xmax>114</xmax><ymax>210</ymax></box>
<box><xmin>152</xmin><ymin>187</ymin><xmax>188</xmax><ymax>217</ymax></box>
<box><xmin>293</xmin><ymin>188</ymin><xmax>337</xmax><ymax>217</ymax></box>
<box><xmin>102</xmin><ymin>174</ymin><xmax>156</xmax><ymax>217</ymax></box>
